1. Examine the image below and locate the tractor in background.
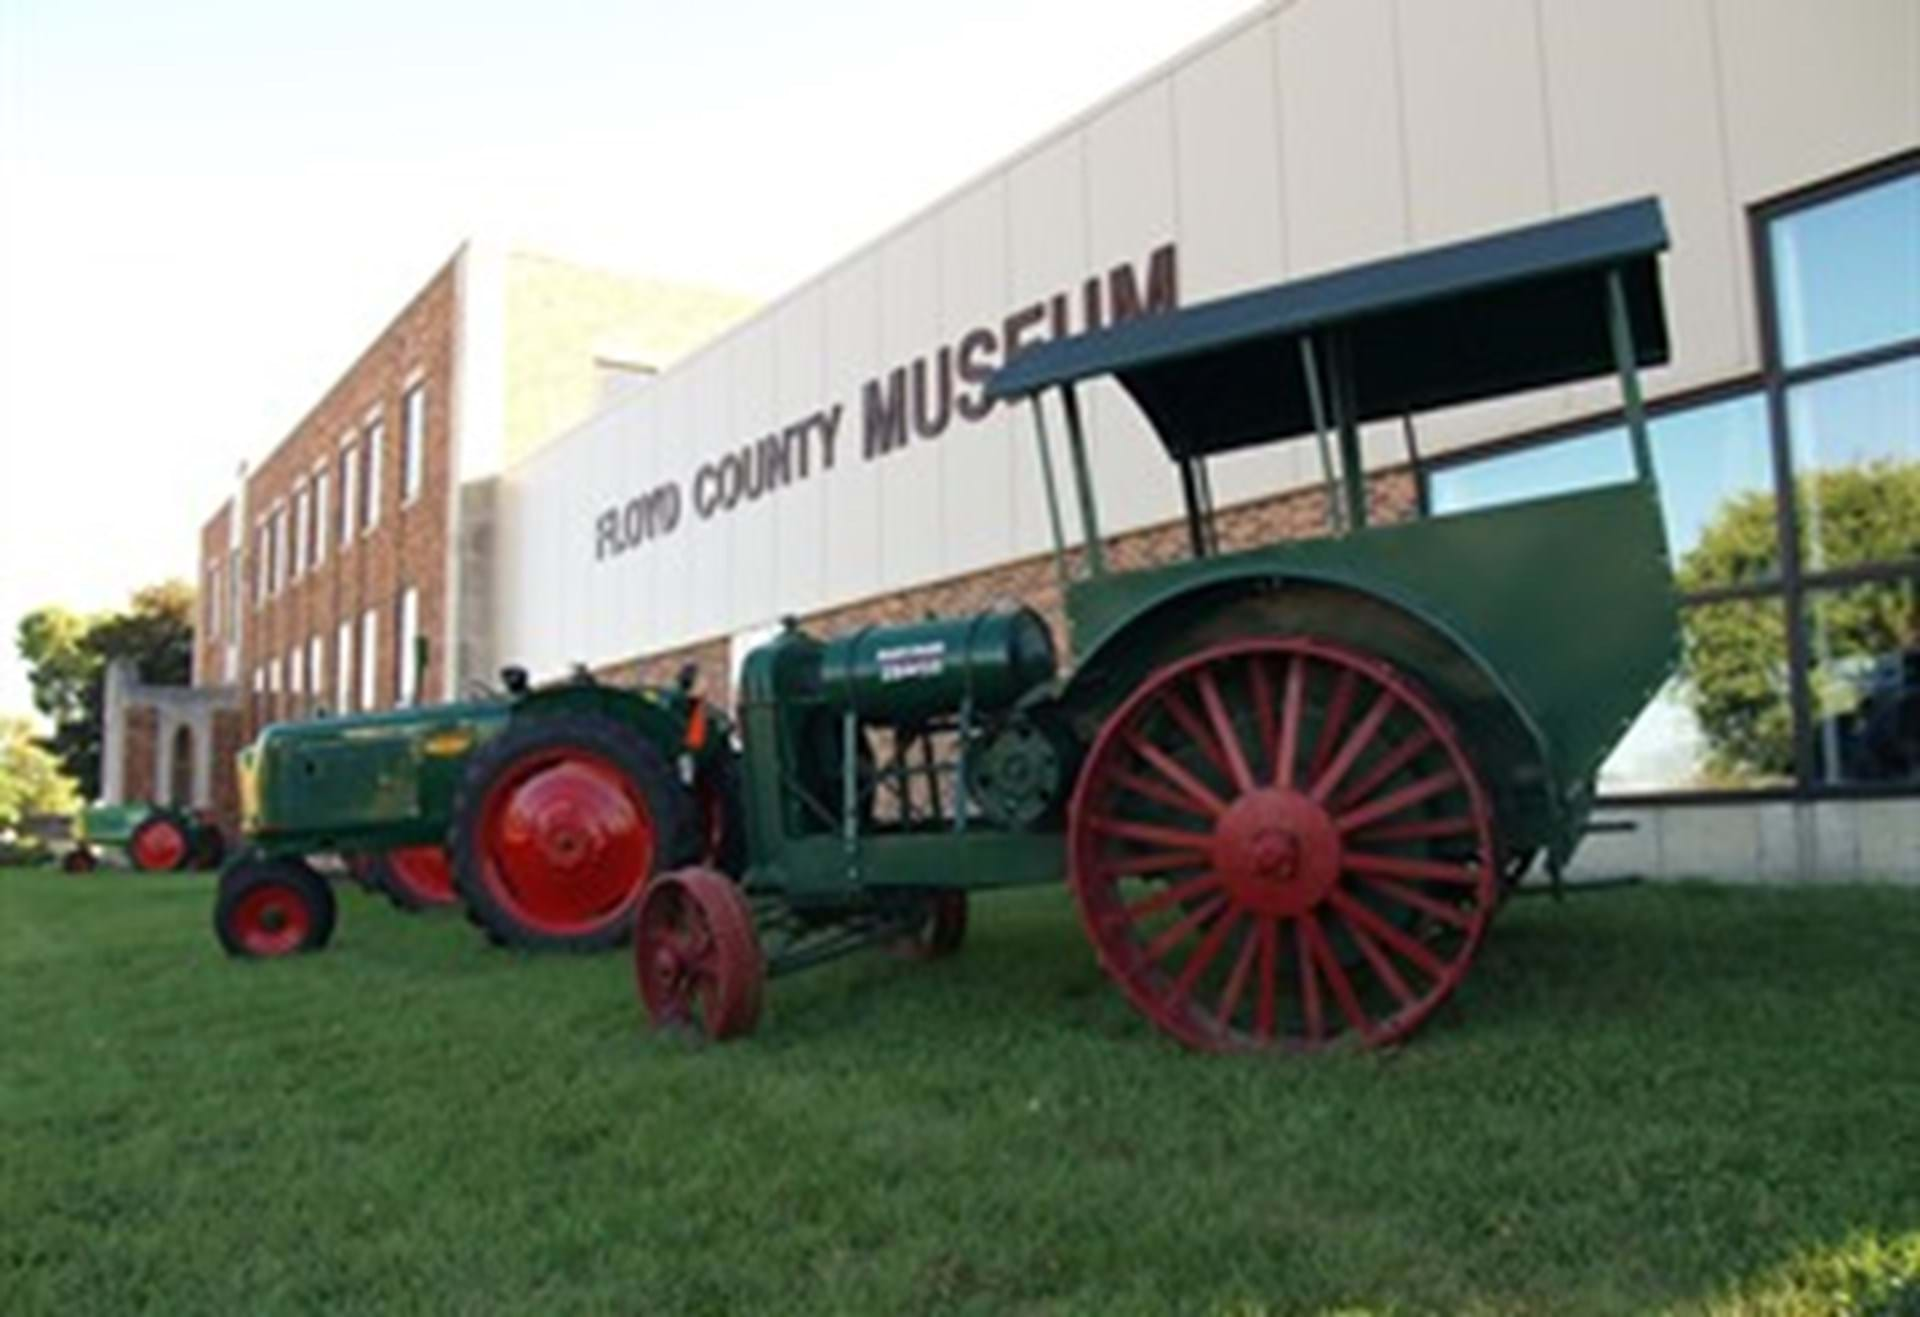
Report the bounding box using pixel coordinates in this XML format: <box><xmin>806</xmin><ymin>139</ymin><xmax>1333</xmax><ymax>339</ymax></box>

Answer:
<box><xmin>65</xmin><ymin>801</ymin><xmax>225</xmax><ymax>874</ymax></box>
<box><xmin>210</xmin><ymin>661</ymin><xmax>739</xmax><ymax>959</ymax></box>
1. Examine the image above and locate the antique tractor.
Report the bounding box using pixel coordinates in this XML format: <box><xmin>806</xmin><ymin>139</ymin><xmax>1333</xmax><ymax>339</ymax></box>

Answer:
<box><xmin>633</xmin><ymin>198</ymin><xmax>1681</xmax><ymax>1053</ymax></box>
<box><xmin>210</xmin><ymin>665</ymin><xmax>738</xmax><ymax>959</ymax></box>
<box><xmin>64</xmin><ymin>801</ymin><xmax>226</xmax><ymax>873</ymax></box>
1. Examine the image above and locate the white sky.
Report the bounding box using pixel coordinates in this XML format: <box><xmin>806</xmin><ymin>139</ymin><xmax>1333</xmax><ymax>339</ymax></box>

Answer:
<box><xmin>0</xmin><ymin>0</ymin><xmax>1256</xmax><ymax>723</ymax></box>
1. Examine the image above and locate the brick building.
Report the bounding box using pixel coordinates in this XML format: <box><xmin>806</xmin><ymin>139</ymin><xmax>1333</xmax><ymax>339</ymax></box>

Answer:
<box><xmin>180</xmin><ymin>243</ymin><xmax>751</xmax><ymax>781</ymax></box>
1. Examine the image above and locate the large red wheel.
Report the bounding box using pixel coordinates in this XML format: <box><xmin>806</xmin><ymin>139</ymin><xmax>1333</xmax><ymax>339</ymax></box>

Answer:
<box><xmin>449</xmin><ymin>715</ymin><xmax>689</xmax><ymax>952</ymax></box>
<box><xmin>130</xmin><ymin>816</ymin><xmax>190</xmax><ymax>872</ymax></box>
<box><xmin>633</xmin><ymin>868</ymin><xmax>764</xmax><ymax>1039</ymax></box>
<box><xmin>1067</xmin><ymin>636</ymin><xmax>1501</xmax><ymax>1054</ymax></box>
<box><xmin>369</xmin><ymin>846</ymin><xmax>458</xmax><ymax>911</ymax></box>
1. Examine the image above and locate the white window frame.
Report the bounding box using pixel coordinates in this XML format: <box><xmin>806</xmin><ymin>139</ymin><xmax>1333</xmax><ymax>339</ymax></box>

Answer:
<box><xmin>360</xmin><ymin>607</ymin><xmax>379</xmax><ymax>711</ymax></box>
<box><xmin>293</xmin><ymin>482</ymin><xmax>311</xmax><ymax>580</ymax></box>
<box><xmin>272</xmin><ymin>502</ymin><xmax>290</xmax><ymax>595</ymax></box>
<box><xmin>397</xmin><ymin>587</ymin><xmax>421</xmax><ymax>704</ymax></box>
<box><xmin>337</xmin><ymin>620</ymin><xmax>354</xmax><ymax>713</ymax></box>
<box><xmin>364</xmin><ymin>411</ymin><xmax>385</xmax><ymax>533</ymax></box>
<box><xmin>254</xmin><ymin>521</ymin><xmax>269</xmax><ymax>605</ymax></box>
<box><xmin>308</xmin><ymin>634</ymin><xmax>325</xmax><ymax>707</ymax></box>
<box><xmin>402</xmin><ymin>381</ymin><xmax>426</xmax><ymax>505</ymax></box>
<box><xmin>312</xmin><ymin>465</ymin><xmax>330</xmax><ymax>568</ymax></box>
<box><xmin>289</xmin><ymin>644</ymin><xmax>304</xmax><ymax>696</ymax></box>
<box><xmin>268</xmin><ymin>657</ymin><xmax>281</xmax><ymax>693</ymax></box>
<box><xmin>339</xmin><ymin>436</ymin><xmax>359</xmax><ymax>546</ymax></box>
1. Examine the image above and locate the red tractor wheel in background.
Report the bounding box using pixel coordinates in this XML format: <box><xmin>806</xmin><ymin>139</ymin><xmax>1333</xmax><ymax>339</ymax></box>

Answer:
<box><xmin>633</xmin><ymin>867</ymin><xmax>764</xmax><ymax>1040</ymax></box>
<box><xmin>212</xmin><ymin>858</ymin><xmax>337</xmax><ymax>958</ymax></box>
<box><xmin>449</xmin><ymin>715</ymin><xmax>692</xmax><ymax>953</ymax></box>
<box><xmin>367</xmin><ymin>846</ymin><xmax>459</xmax><ymax>912</ymax></box>
<box><xmin>1067</xmin><ymin>636</ymin><xmax>1500</xmax><ymax>1054</ymax></box>
<box><xmin>61</xmin><ymin>847</ymin><xmax>98</xmax><ymax>874</ymax></box>
<box><xmin>887</xmin><ymin>890</ymin><xmax>968</xmax><ymax>960</ymax></box>
<box><xmin>129</xmin><ymin>816</ymin><xmax>191</xmax><ymax>872</ymax></box>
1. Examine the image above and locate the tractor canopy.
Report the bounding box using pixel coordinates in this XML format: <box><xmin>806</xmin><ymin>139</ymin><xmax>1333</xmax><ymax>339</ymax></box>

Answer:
<box><xmin>984</xmin><ymin>197</ymin><xmax>1668</xmax><ymax>459</ymax></box>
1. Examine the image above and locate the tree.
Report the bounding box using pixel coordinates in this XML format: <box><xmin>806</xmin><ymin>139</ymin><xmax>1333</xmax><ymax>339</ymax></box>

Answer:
<box><xmin>14</xmin><ymin>581</ymin><xmax>196</xmax><ymax>799</ymax></box>
<box><xmin>1675</xmin><ymin>461</ymin><xmax>1920</xmax><ymax>782</ymax></box>
<box><xmin>0</xmin><ymin>716</ymin><xmax>81</xmax><ymax>829</ymax></box>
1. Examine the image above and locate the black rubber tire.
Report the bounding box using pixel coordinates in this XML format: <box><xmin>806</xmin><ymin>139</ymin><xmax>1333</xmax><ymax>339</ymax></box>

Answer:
<box><xmin>365</xmin><ymin>853</ymin><xmax>427</xmax><ymax>913</ymax></box>
<box><xmin>212</xmin><ymin>858</ymin><xmax>337</xmax><ymax>958</ymax></box>
<box><xmin>192</xmin><ymin>826</ymin><xmax>227</xmax><ymax>872</ymax></box>
<box><xmin>129</xmin><ymin>816</ymin><xmax>191</xmax><ymax>873</ymax></box>
<box><xmin>447</xmin><ymin>714</ymin><xmax>693</xmax><ymax>953</ymax></box>
<box><xmin>61</xmin><ymin>847</ymin><xmax>97</xmax><ymax>874</ymax></box>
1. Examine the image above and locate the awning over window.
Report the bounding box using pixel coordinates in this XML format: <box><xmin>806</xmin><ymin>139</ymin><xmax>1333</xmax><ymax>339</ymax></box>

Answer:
<box><xmin>985</xmin><ymin>197</ymin><xmax>1670</xmax><ymax>461</ymax></box>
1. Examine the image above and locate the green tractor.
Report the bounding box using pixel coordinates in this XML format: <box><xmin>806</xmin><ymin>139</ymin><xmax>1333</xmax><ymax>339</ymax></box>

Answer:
<box><xmin>65</xmin><ymin>801</ymin><xmax>226</xmax><ymax>874</ymax></box>
<box><xmin>629</xmin><ymin>197</ymin><xmax>1683</xmax><ymax>1053</ymax></box>
<box><xmin>210</xmin><ymin>664</ymin><xmax>740</xmax><ymax>959</ymax></box>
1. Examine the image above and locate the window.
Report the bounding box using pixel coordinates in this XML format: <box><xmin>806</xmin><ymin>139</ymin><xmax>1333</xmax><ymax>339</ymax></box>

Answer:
<box><xmin>204</xmin><ymin>563</ymin><xmax>221</xmax><ymax>639</ymax></box>
<box><xmin>364</xmin><ymin>415</ymin><xmax>385</xmax><ymax>532</ymax></box>
<box><xmin>402</xmin><ymin>383</ymin><xmax>426</xmax><ymax>504</ymax></box>
<box><xmin>289</xmin><ymin>645</ymin><xmax>304</xmax><ymax>697</ymax></box>
<box><xmin>254</xmin><ymin>521</ymin><xmax>269</xmax><ymax>605</ymax></box>
<box><xmin>1427</xmin><ymin>155</ymin><xmax>1918</xmax><ymax>798</ymax></box>
<box><xmin>228</xmin><ymin>548</ymin><xmax>242</xmax><ymax>633</ymax></box>
<box><xmin>308</xmin><ymin>635</ymin><xmax>325</xmax><ymax>709</ymax></box>
<box><xmin>360</xmin><ymin>608</ymin><xmax>379</xmax><ymax>711</ymax></box>
<box><xmin>313</xmin><ymin>468</ymin><xmax>330</xmax><ymax>568</ymax></box>
<box><xmin>397</xmin><ymin>587</ymin><xmax>421</xmax><ymax>704</ymax></box>
<box><xmin>337</xmin><ymin>620</ymin><xmax>354</xmax><ymax>713</ymax></box>
<box><xmin>293</xmin><ymin>483</ymin><xmax>311</xmax><ymax>580</ymax></box>
<box><xmin>340</xmin><ymin>439</ymin><xmax>359</xmax><ymax>545</ymax></box>
<box><xmin>268</xmin><ymin>657</ymin><xmax>281</xmax><ymax>693</ymax></box>
<box><xmin>272</xmin><ymin>504</ymin><xmax>290</xmax><ymax>595</ymax></box>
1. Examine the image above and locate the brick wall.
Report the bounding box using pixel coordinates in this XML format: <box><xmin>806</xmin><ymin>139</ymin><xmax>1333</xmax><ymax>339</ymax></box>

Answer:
<box><xmin>223</xmin><ymin>256</ymin><xmax>461</xmax><ymax>736</ymax></box>
<box><xmin>208</xmin><ymin>709</ymin><xmax>246</xmax><ymax>836</ymax></box>
<box><xmin>122</xmin><ymin>707</ymin><xmax>158</xmax><ymax>803</ymax></box>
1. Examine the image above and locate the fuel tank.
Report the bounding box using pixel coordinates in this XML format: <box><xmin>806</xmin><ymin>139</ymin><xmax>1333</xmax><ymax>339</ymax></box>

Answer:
<box><xmin>817</xmin><ymin>607</ymin><xmax>1057</xmax><ymax>724</ymax></box>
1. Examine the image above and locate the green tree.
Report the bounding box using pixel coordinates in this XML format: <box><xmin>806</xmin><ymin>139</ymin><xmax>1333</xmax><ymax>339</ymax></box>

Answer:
<box><xmin>0</xmin><ymin>716</ymin><xmax>81</xmax><ymax>829</ymax></box>
<box><xmin>1676</xmin><ymin>461</ymin><xmax>1920</xmax><ymax>782</ymax></box>
<box><xmin>14</xmin><ymin>581</ymin><xmax>196</xmax><ymax>799</ymax></box>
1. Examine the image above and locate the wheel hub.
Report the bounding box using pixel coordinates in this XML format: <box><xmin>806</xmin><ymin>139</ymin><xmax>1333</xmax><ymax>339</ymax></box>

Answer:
<box><xmin>1212</xmin><ymin>788</ymin><xmax>1342</xmax><ymax>917</ymax></box>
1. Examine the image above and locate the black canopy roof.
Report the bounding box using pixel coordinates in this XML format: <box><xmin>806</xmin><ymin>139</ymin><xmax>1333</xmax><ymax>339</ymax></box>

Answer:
<box><xmin>985</xmin><ymin>197</ymin><xmax>1670</xmax><ymax>461</ymax></box>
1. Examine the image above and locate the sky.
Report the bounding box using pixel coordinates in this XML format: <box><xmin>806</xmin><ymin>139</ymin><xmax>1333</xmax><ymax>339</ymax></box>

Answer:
<box><xmin>0</xmin><ymin>0</ymin><xmax>1257</xmax><ymax>724</ymax></box>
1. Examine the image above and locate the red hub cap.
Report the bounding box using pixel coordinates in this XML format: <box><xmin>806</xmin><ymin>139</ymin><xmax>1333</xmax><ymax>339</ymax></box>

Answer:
<box><xmin>385</xmin><ymin>846</ymin><xmax>456</xmax><ymax>905</ymax></box>
<box><xmin>230</xmin><ymin>884</ymin><xmax>312</xmax><ymax>956</ymax></box>
<box><xmin>477</xmin><ymin>750</ymin><xmax>657</xmax><ymax>935</ymax></box>
<box><xmin>132</xmin><ymin>820</ymin><xmax>188</xmax><ymax>872</ymax></box>
<box><xmin>1068</xmin><ymin>636</ymin><xmax>1500</xmax><ymax>1053</ymax></box>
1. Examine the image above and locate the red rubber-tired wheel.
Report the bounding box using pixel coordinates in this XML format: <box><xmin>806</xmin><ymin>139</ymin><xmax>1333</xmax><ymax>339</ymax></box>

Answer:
<box><xmin>450</xmin><ymin>714</ymin><xmax>691</xmax><ymax>952</ymax></box>
<box><xmin>62</xmin><ymin>846</ymin><xmax>98</xmax><ymax>874</ymax></box>
<box><xmin>368</xmin><ymin>846</ymin><xmax>459</xmax><ymax>912</ymax></box>
<box><xmin>887</xmin><ymin>890</ymin><xmax>968</xmax><ymax>960</ymax></box>
<box><xmin>130</xmin><ymin>816</ymin><xmax>190</xmax><ymax>872</ymax></box>
<box><xmin>633</xmin><ymin>867</ymin><xmax>764</xmax><ymax>1039</ymax></box>
<box><xmin>1067</xmin><ymin>636</ymin><xmax>1500</xmax><ymax>1054</ymax></box>
<box><xmin>212</xmin><ymin>858</ymin><xmax>337</xmax><ymax>958</ymax></box>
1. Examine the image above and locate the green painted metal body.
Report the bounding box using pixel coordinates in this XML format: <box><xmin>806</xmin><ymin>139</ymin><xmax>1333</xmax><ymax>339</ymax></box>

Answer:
<box><xmin>235</xmin><ymin>679</ymin><xmax>720</xmax><ymax>861</ymax></box>
<box><xmin>817</xmin><ymin>610</ymin><xmax>1056</xmax><ymax>724</ymax></box>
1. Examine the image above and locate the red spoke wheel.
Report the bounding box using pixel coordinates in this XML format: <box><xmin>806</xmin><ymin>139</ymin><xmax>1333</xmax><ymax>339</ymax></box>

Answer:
<box><xmin>1067</xmin><ymin>636</ymin><xmax>1500</xmax><ymax>1054</ymax></box>
<box><xmin>887</xmin><ymin>890</ymin><xmax>969</xmax><ymax>960</ymax></box>
<box><xmin>634</xmin><ymin>868</ymin><xmax>764</xmax><ymax>1040</ymax></box>
<box><xmin>62</xmin><ymin>847</ymin><xmax>97</xmax><ymax>874</ymax></box>
<box><xmin>450</xmin><ymin>715</ymin><xmax>691</xmax><ymax>953</ymax></box>
<box><xmin>130</xmin><ymin>816</ymin><xmax>190</xmax><ymax>872</ymax></box>
<box><xmin>368</xmin><ymin>846</ymin><xmax>459</xmax><ymax>912</ymax></box>
<box><xmin>212</xmin><ymin>859</ymin><xmax>337</xmax><ymax>958</ymax></box>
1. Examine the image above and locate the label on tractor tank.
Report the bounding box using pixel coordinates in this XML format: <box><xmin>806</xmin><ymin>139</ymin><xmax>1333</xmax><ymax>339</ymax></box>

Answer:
<box><xmin>876</xmin><ymin>640</ymin><xmax>946</xmax><ymax>683</ymax></box>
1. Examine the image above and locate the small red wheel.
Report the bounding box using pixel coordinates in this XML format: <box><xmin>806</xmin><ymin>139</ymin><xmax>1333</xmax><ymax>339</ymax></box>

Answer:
<box><xmin>887</xmin><ymin>890</ymin><xmax>968</xmax><ymax>960</ymax></box>
<box><xmin>212</xmin><ymin>859</ymin><xmax>337</xmax><ymax>958</ymax></box>
<box><xmin>1067</xmin><ymin>636</ymin><xmax>1500</xmax><ymax>1053</ymax></box>
<box><xmin>369</xmin><ymin>846</ymin><xmax>458</xmax><ymax>911</ymax></box>
<box><xmin>62</xmin><ymin>846</ymin><xmax>98</xmax><ymax>874</ymax></box>
<box><xmin>130</xmin><ymin>816</ymin><xmax>190</xmax><ymax>872</ymax></box>
<box><xmin>633</xmin><ymin>868</ymin><xmax>763</xmax><ymax>1040</ymax></box>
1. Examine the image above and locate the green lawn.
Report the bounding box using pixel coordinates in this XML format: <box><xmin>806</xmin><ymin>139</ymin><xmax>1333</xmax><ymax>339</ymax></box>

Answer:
<box><xmin>2</xmin><ymin>869</ymin><xmax>1917</xmax><ymax>1316</ymax></box>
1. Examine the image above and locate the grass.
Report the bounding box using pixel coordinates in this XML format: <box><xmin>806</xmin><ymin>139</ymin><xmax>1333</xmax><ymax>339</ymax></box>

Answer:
<box><xmin>2</xmin><ymin>869</ymin><xmax>1917</xmax><ymax>1316</ymax></box>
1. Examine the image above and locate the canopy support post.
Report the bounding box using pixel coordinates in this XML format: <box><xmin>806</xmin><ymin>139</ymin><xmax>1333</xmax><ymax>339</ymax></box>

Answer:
<box><xmin>1331</xmin><ymin>334</ymin><xmax>1369</xmax><ymax>533</ymax></box>
<box><xmin>1178</xmin><ymin>459</ymin><xmax>1209</xmax><ymax>558</ymax></box>
<box><xmin>1402</xmin><ymin>413</ymin><xmax>1431</xmax><ymax>520</ymax></box>
<box><xmin>1027</xmin><ymin>395</ymin><xmax>1073</xmax><ymax>597</ymax></box>
<box><xmin>1606</xmin><ymin>267</ymin><xmax>1653</xmax><ymax>483</ymax></box>
<box><xmin>1194</xmin><ymin>458</ymin><xmax>1220</xmax><ymax>553</ymax></box>
<box><xmin>1059</xmin><ymin>384</ymin><xmax>1107</xmax><ymax>578</ymax></box>
<box><xmin>1297</xmin><ymin>335</ymin><xmax>1346</xmax><ymax>536</ymax></box>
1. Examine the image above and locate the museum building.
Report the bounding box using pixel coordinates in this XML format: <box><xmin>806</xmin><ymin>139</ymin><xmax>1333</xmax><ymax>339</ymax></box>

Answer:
<box><xmin>192</xmin><ymin>0</ymin><xmax>1917</xmax><ymax>878</ymax></box>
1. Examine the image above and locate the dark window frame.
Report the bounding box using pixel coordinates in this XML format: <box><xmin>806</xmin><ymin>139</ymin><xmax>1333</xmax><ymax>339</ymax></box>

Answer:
<box><xmin>1419</xmin><ymin>149</ymin><xmax>1918</xmax><ymax>805</ymax></box>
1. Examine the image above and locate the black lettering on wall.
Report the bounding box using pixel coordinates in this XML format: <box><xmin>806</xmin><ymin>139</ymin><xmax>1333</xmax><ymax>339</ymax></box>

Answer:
<box><xmin>863</xmin><ymin>368</ymin><xmax>909</xmax><ymax>458</ymax></box>
<box><xmin>955</xmin><ymin>329</ymin><xmax>998</xmax><ymax>422</ymax></box>
<box><xmin>911</xmin><ymin>347</ymin><xmax>953</xmax><ymax>440</ymax></box>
